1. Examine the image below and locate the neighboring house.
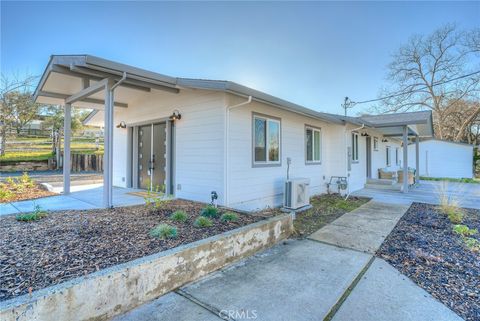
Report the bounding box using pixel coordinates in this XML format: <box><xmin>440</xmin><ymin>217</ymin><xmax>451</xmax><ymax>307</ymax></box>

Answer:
<box><xmin>33</xmin><ymin>55</ymin><xmax>434</xmax><ymax>210</ymax></box>
<box><xmin>407</xmin><ymin>139</ymin><xmax>474</xmax><ymax>179</ymax></box>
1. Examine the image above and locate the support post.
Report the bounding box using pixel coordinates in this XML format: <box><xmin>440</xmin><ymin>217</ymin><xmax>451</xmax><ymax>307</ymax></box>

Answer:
<box><xmin>63</xmin><ymin>103</ymin><xmax>72</xmax><ymax>194</ymax></box>
<box><xmin>103</xmin><ymin>80</ymin><xmax>114</xmax><ymax>208</ymax></box>
<box><xmin>402</xmin><ymin>125</ymin><xmax>409</xmax><ymax>193</ymax></box>
<box><xmin>415</xmin><ymin>135</ymin><xmax>420</xmax><ymax>184</ymax></box>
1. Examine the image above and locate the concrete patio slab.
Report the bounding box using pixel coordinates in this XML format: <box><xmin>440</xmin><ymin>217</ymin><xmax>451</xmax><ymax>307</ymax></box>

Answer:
<box><xmin>0</xmin><ymin>203</ymin><xmax>20</xmax><ymax>215</ymax></box>
<box><xmin>180</xmin><ymin>239</ymin><xmax>371</xmax><ymax>321</ymax></box>
<box><xmin>308</xmin><ymin>201</ymin><xmax>409</xmax><ymax>254</ymax></box>
<box><xmin>332</xmin><ymin>258</ymin><xmax>463</xmax><ymax>321</ymax></box>
<box><xmin>112</xmin><ymin>292</ymin><xmax>223</xmax><ymax>321</ymax></box>
<box><xmin>9</xmin><ymin>195</ymin><xmax>98</xmax><ymax>213</ymax></box>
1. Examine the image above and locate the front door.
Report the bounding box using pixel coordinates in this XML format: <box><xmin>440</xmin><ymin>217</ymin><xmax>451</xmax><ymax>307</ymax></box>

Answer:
<box><xmin>138</xmin><ymin>123</ymin><xmax>167</xmax><ymax>191</ymax></box>
<box><xmin>366</xmin><ymin>136</ymin><xmax>372</xmax><ymax>178</ymax></box>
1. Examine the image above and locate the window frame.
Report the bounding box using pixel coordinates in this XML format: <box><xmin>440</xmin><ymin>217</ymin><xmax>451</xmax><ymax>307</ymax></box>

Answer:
<box><xmin>252</xmin><ymin>113</ymin><xmax>282</xmax><ymax>167</ymax></box>
<box><xmin>352</xmin><ymin>132</ymin><xmax>359</xmax><ymax>162</ymax></box>
<box><xmin>395</xmin><ymin>147</ymin><xmax>400</xmax><ymax>166</ymax></box>
<box><xmin>305</xmin><ymin>125</ymin><xmax>322</xmax><ymax>165</ymax></box>
<box><xmin>373</xmin><ymin>137</ymin><xmax>379</xmax><ymax>151</ymax></box>
<box><xmin>386</xmin><ymin>146</ymin><xmax>391</xmax><ymax>167</ymax></box>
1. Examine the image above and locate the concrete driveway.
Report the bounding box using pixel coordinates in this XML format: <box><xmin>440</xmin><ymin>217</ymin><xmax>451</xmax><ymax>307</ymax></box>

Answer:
<box><xmin>114</xmin><ymin>201</ymin><xmax>463</xmax><ymax>321</ymax></box>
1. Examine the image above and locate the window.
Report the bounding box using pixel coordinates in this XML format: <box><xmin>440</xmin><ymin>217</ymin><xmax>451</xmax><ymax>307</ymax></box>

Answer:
<box><xmin>306</xmin><ymin>126</ymin><xmax>321</xmax><ymax>163</ymax></box>
<box><xmin>373</xmin><ymin>137</ymin><xmax>379</xmax><ymax>151</ymax></box>
<box><xmin>253</xmin><ymin>114</ymin><xmax>280</xmax><ymax>165</ymax></box>
<box><xmin>396</xmin><ymin>147</ymin><xmax>400</xmax><ymax>166</ymax></box>
<box><xmin>352</xmin><ymin>133</ymin><xmax>359</xmax><ymax>162</ymax></box>
<box><xmin>386</xmin><ymin>146</ymin><xmax>391</xmax><ymax>167</ymax></box>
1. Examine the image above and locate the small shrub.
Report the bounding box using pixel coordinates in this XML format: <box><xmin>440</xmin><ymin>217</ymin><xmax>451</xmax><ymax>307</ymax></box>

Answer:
<box><xmin>19</xmin><ymin>172</ymin><xmax>34</xmax><ymax>189</ymax></box>
<box><xmin>200</xmin><ymin>205</ymin><xmax>219</xmax><ymax>218</ymax></box>
<box><xmin>464</xmin><ymin>237</ymin><xmax>480</xmax><ymax>252</ymax></box>
<box><xmin>221</xmin><ymin>212</ymin><xmax>238</xmax><ymax>222</ymax></box>
<box><xmin>0</xmin><ymin>187</ymin><xmax>13</xmax><ymax>202</ymax></box>
<box><xmin>447</xmin><ymin>210</ymin><xmax>464</xmax><ymax>224</ymax></box>
<box><xmin>453</xmin><ymin>224</ymin><xmax>478</xmax><ymax>237</ymax></box>
<box><xmin>16</xmin><ymin>204</ymin><xmax>47</xmax><ymax>222</ymax></box>
<box><xmin>149</xmin><ymin>224</ymin><xmax>178</xmax><ymax>239</ymax></box>
<box><xmin>194</xmin><ymin>216</ymin><xmax>213</xmax><ymax>228</ymax></box>
<box><xmin>170</xmin><ymin>210</ymin><xmax>188</xmax><ymax>222</ymax></box>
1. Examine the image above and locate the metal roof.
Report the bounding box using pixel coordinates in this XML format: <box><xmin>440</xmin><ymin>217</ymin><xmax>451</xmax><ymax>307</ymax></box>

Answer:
<box><xmin>35</xmin><ymin>54</ymin><xmax>434</xmax><ymax>135</ymax></box>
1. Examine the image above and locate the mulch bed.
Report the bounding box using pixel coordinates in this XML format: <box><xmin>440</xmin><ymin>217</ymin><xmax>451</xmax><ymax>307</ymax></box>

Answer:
<box><xmin>0</xmin><ymin>200</ymin><xmax>265</xmax><ymax>301</ymax></box>
<box><xmin>0</xmin><ymin>182</ymin><xmax>56</xmax><ymax>203</ymax></box>
<box><xmin>377</xmin><ymin>202</ymin><xmax>480</xmax><ymax>321</ymax></box>
<box><xmin>293</xmin><ymin>194</ymin><xmax>370</xmax><ymax>238</ymax></box>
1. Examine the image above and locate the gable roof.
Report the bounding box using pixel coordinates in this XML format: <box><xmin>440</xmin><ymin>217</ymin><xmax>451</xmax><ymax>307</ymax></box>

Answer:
<box><xmin>34</xmin><ymin>54</ymin><xmax>434</xmax><ymax>136</ymax></box>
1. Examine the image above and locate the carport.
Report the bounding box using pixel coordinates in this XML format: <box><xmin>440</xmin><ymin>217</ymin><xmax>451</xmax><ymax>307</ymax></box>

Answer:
<box><xmin>33</xmin><ymin>55</ymin><xmax>180</xmax><ymax>207</ymax></box>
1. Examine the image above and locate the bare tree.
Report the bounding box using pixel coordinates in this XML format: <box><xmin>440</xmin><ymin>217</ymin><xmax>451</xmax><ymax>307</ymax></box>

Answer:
<box><xmin>375</xmin><ymin>24</ymin><xmax>480</xmax><ymax>141</ymax></box>
<box><xmin>0</xmin><ymin>73</ymin><xmax>38</xmax><ymax>156</ymax></box>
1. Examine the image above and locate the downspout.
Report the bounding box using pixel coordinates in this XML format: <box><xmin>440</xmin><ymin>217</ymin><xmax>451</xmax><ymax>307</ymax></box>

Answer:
<box><xmin>224</xmin><ymin>95</ymin><xmax>253</xmax><ymax>206</ymax></box>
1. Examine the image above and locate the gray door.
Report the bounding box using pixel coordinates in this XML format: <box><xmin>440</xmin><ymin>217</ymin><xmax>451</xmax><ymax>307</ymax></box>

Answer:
<box><xmin>366</xmin><ymin>136</ymin><xmax>372</xmax><ymax>178</ymax></box>
<box><xmin>137</xmin><ymin>123</ymin><xmax>166</xmax><ymax>190</ymax></box>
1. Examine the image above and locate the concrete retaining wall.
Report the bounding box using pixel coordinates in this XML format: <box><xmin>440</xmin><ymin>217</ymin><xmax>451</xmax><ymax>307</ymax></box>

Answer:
<box><xmin>0</xmin><ymin>214</ymin><xmax>292</xmax><ymax>321</ymax></box>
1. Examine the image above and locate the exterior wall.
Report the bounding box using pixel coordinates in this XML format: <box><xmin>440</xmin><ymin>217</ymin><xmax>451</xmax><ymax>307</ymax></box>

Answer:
<box><xmin>226</xmin><ymin>96</ymin><xmax>341</xmax><ymax>211</ymax></box>
<box><xmin>112</xmin><ymin>89</ymin><xmax>226</xmax><ymax>204</ymax></box>
<box><xmin>407</xmin><ymin>140</ymin><xmax>474</xmax><ymax>179</ymax></box>
<box><xmin>345</xmin><ymin>126</ymin><xmax>402</xmax><ymax>192</ymax></box>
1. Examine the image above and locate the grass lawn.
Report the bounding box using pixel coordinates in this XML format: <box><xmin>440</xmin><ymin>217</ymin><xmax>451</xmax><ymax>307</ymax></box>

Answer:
<box><xmin>0</xmin><ymin>151</ymin><xmax>53</xmax><ymax>162</ymax></box>
<box><xmin>293</xmin><ymin>194</ymin><xmax>370</xmax><ymax>237</ymax></box>
<box><xmin>420</xmin><ymin>176</ymin><xmax>480</xmax><ymax>184</ymax></box>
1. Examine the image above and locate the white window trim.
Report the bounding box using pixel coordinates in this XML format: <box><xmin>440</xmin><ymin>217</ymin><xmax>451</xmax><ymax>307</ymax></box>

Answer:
<box><xmin>305</xmin><ymin>125</ymin><xmax>322</xmax><ymax>164</ymax></box>
<box><xmin>252</xmin><ymin>113</ymin><xmax>281</xmax><ymax>167</ymax></box>
<box><xmin>386</xmin><ymin>146</ymin><xmax>391</xmax><ymax>167</ymax></box>
<box><xmin>395</xmin><ymin>147</ymin><xmax>400</xmax><ymax>166</ymax></box>
<box><xmin>352</xmin><ymin>132</ymin><xmax>359</xmax><ymax>162</ymax></box>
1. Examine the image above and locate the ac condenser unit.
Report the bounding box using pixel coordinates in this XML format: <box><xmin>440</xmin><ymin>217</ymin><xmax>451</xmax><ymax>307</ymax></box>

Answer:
<box><xmin>284</xmin><ymin>178</ymin><xmax>310</xmax><ymax>210</ymax></box>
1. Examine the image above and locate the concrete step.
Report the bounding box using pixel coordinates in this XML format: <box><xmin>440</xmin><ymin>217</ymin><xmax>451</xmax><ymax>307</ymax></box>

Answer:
<box><xmin>366</xmin><ymin>178</ymin><xmax>395</xmax><ymax>185</ymax></box>
<box><xmin>364</xmin><ymin>183</ymin><xmax>402</xmax><ymax>191</ymax></box>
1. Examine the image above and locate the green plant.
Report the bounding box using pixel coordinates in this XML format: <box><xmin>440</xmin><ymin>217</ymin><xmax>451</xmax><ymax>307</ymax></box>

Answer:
<box><xmin>194</xmin><ymin>216</ymin><xmax>213</xmax><ymax>228</ymax></box>
<box><xmin>221</xmin><ymin>212</ymin><xmax>238</xmax><ymax>222</ymax></box>
<box><xmin>149</xmin><ymin>224</ymin><xmax>178</xmax><ymax>239</ymax></box>
<box><xmin>0</xmin><ymin>187</ymin><xmax>14</xmax><ymax>202</ymax></box>
<box><xmin>16</xmin><ymin>204</ymin><xmax>47</xmax><ymax>222</ymax></box>
<box><xmin>144</xmin><ymin>184</ymin><xmax>171</xmax><ymax>210</ymax></box>
<box><xmin>447</xmin><ymin>210</ymin><xmax>464</xmax><ymax>224</ymax></box>
<box><xmin>200</xmin><ymin>205</ymin><xmax>219</xmax><ymax>218</ymax></box>
<box><xmin>464</xmin><ymin>237</ymin><xmax>480</xmax><ymax>252</ymax></box>
<box><xmin>453</xmin><ymin>224</ymin><xmax>478</xmax><ymax>237</ymax></box>
<box><xmin>170</xmin><ymin>210</ymin><xmax>188</xmax><ymax>222</ymax></box>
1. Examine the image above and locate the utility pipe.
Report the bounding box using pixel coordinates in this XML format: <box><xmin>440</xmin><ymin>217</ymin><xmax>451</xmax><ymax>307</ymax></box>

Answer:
<box><xmin>224</xmin><ymin>95</ymin><xmax>253</xmax><ymax>206</ymax></box>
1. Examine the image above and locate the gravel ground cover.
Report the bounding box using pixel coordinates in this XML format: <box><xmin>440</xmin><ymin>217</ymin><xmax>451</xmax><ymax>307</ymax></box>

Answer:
<box><xmin>0</xmin><ymin>200</ymin><xmax>265</xmax><ymax>301</ymax></box>
<box><xmin>293</xmin><ymin>194</ymin><xmax>370</xmax><ymax>238</ymax></box>
<box><xmin>377</xmin><ymin>202</ymin><xmax>480</xmax><ymax>321</ymax></box>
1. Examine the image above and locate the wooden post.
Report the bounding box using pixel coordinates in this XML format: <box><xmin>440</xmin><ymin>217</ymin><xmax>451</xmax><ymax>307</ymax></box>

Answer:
<box><xmin>415</xmin><ymin>136</ymin><xmax>420</xmax><ymax>184</ymax></box>
<box><xmin>63</xmin><ymin>103</ymin><xmax>71</xmax><ymax>194</ymax></box>
<box><xmin>402</xmin><ymin>126</ymin><xmax>408</xmax><ymax>193</ymax></box>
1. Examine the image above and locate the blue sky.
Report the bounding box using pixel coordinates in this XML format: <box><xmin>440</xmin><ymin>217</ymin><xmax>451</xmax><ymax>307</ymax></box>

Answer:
<box><xmin>1</xmin><ymin>1</ymin><xmax>479</xmax><ymax>115</ymax></box>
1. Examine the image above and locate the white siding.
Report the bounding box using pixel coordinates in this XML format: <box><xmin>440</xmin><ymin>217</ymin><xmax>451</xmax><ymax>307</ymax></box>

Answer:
<box><xmin>408</xmin><ymin>140</ymin><xmax>474</xmax><ymax>179</ymax></box>
<box><xmin>111</xmin><ymin>89</ymin><xmax>226</xmax><ymax>204</ymax></box>
<box><xmin>226</xmin><ymin>97</ymin><xmax>339</xmax><ymax>211</ymax></box>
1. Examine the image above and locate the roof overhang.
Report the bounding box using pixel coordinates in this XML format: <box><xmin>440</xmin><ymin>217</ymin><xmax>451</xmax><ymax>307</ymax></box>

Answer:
<box><xmin>33</xmin><ymin>55</ymin><xmax>180</xmax><ymax>109</ymax></box>
<box><xmin>359</xmin><ymin>111</ymin><xmax>434</xmax><ymax>138</ymax></box>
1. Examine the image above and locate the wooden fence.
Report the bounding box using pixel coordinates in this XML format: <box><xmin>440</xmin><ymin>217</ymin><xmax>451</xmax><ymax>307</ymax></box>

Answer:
<box><xmin>61</xmin><ymin>153</ymin><xmax>103</xmax><ymax>172</ymax></box>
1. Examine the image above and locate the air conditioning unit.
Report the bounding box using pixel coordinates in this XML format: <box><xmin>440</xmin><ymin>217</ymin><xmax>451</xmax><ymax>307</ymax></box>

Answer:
<box><xmin>284</xmin><ymin>178</ymin><xmax>310</xmax><ymax>210</ymax></box>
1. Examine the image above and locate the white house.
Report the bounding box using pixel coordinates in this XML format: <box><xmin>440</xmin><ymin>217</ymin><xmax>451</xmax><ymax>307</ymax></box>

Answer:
<box><xmin>33</xmin><ymin>55</ymin><xmax>434</xmax><ymax>211</ymax></box>
<box><xmin>408</xmin><ymin>139</ymin><xmax>474</xmax><ymax>179</ymax></box>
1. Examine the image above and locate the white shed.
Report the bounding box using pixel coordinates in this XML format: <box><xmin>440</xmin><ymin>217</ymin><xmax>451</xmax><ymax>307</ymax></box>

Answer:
<box><xmin>407</xmin><ymin>139</ymin><xmax>474</xmax><ymax>179</ymax></box>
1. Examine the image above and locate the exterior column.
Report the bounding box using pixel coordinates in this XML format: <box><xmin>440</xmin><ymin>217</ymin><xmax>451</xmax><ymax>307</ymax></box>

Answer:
<box><xmin>63</xmin><ymin>103</ymin><xmax>71</xmax><ymax>194</ymax></box>
<box><xmin>415</xmin><ymin>135</ymin><xmax>420</xmax><ymax>184</ymax></box>
<box><xmin>103</xmin><ymin>80</ymin><xmax>114</xmax><ymax>208</ymax></box>
<box><xmin>402</xmin><ymin>125</ymin><xmax>409</xmax><ymax>193</ymax></box>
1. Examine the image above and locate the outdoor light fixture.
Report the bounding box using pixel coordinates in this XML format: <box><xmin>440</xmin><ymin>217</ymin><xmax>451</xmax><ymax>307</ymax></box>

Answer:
<box><xmin>169</xmin><ymin>110</ymin><xmax>182</xmax><ymax>121</ymax></box>
<box><xmin>361</xmin><ymin>132</ymin><xmax>369</xmax><ymax>137</ymax></box>
<box><xmin>382</xmin><ymin>138</ymin><xmax>388</xmax><ymax>143</ymax></box>
<box><xmin>116</xmin><ymin>121</ymin><xmax>127</xmax><ymax>129</ymax></box>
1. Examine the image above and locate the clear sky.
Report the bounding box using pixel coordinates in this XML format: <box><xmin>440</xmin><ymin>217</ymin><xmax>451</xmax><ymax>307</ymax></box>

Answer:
<box><xmin>1</xmin><ymin>1</ymin><xmax>479</xmax><ymax>115</ymax></box>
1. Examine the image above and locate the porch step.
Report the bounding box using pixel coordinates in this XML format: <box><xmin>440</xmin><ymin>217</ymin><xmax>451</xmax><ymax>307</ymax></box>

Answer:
<box><xmin>364</xmin><ymin>182</ymin><xmax>402</xmax><ymax>191</ymax></box>
<box><xmin>366</xmin><ymin>178</ymin><xmax>395</xmax><ymax>185</ymax></box>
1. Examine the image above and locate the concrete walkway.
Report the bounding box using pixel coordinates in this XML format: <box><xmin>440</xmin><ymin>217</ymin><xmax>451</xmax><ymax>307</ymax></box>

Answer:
<box><xmin>114</xmin><ymin>200</ymin><xmax>463</xmax><ymax>321</ymax></box>
<box><xmin>0</xmin><ymin>185</ymin><xmax>145</xmax><ymax>216</ymax></box>
<box><xmin>309</xmin><ymin>201</ymin><xmax>410</xmax><ymax>253</ymax></box>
